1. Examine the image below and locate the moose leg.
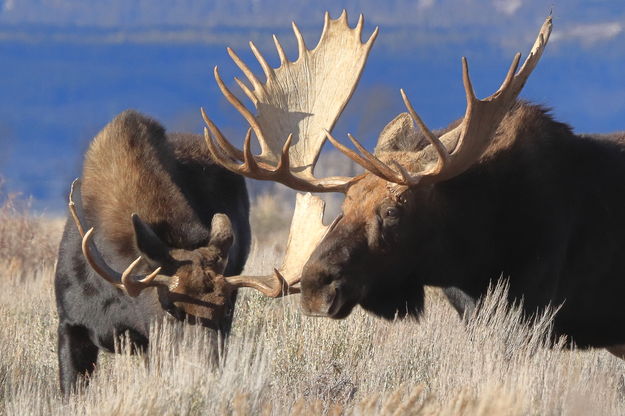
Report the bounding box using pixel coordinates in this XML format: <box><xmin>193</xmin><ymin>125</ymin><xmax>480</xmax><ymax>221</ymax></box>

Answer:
<box><xmin>606</xmin><ymin>344</ymin><xmax>625</xmax><ymax>360</ymax></box>
<box><xmin>57</xmin><ymin>323</ymin><xmax>99</xmax><ymax>396</ymax></box>
<box><xmin>443</xmin><ymin>286</ymin><xmax>477</xmax><ymax>322</ymax></box>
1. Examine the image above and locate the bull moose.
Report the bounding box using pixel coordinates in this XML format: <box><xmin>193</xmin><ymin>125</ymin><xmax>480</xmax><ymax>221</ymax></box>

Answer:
<box><xmin>54</xmin><ymin>110</ymin><xmax>299</xmax><ymax>395</ymax></box>
<box><xmin>201</xmin><ymin>12</ymin><xmax>625</xmax><ymax>356</ymax></box>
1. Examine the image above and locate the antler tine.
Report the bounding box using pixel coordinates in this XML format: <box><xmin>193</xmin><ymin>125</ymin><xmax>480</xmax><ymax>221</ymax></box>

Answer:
<box><xmin>346</xmin><ymin>133</ymin><xmax>404</xmax><ymax>182</ymax></box>
<box><xmin>249</xmin><ymin>41</ymin><xmax>274</xmax><ymax>80</ymax></box>
<box><xmin>272</xmin><ymin>34</ymin><xmax>288</xmax><ymax>65</ymax></box>
<box><xmin>242</xmin><ymin>127</ymin><xmax>261</xmax><ymax>174</ymax></box>
<box><xmin>400</xmin><ymin>89</ymin><xmax>448</xmax><ymax>175</ymax></box>
<box><xmin>201</xmin><ymin>108</ymin><xmax>244</xmax><ymax>161</ymax></box>
<box><xmin>516</xmin><ymin>17</ymin><xmax>551</xmax><ymax>78</ymax></box>
<box><xmin>224</xmin><ymin>270</ymin><xmax>295</xmax><ymax>298</ymax></box>
<box><xmin>495</xmin><ymin>52</ymin><xmax>521</xmax><ymax>95</ymax></box>
<box><xmin>203</xmin><ymin>124</ymin><xmax>273</xmax><ymax>178</ymax></box>
<box><xmin>338</xmin><ymin>9</ymin><xmax>348</xmax><ymax>23</ymax></box>
<box><xmin>81</xmin><ymin>228</ymin><xmax>125</xmax><ymax>290</ymax></box>
<box><xmin>365</xmin><ymin>26</ymin><xmax>379</xmax><ymax>47</ymax></box>
<box><xmin>120</xmin><ymin>256</ymin><xmax>144</xmax><ymax>289</ymax></box>
<box><xmin>204</xmin><ymin>126</ymin><xmax>231</xmax><ymax>163</ymax></box>
<box><xmin>460</xmin><ymin>57</ymin><xmax>478</xmax><ymax>107</ymax></box>
<box><xmin>82</xmin><ymin>228</ymin><xmax>170</xmax><ymax>298</ymax></box>
<box><xmin>324</xmin><ymin>128</ymin><xmax>411</xmax><ymax>183</ymax></box>
<box><xmin>275</xmin><ymin>134</ymin><xmax>293</xmax><ymax>172</ymax></box>
<box><xmin>69</xmin><ymin>179</ymin><xmax>123</xmax><ymax>288</ymax></box>
<box><xmin>324</xmin><ymin>129</ymin><xmax>388</xmax><ymax>179</ymax></box>
<box><xmin>227</xmin><ymin>47</ymin><xmax>264</xmax><ymax>93</ymax></box>
<box><xmin>68</xmin><ymin>179</ymin><xmax>85</xmax><ymax>236</ymax></box>
<box><xmin>391</xmin><ymin>161</ymin><xmax>423</xmax><ymax>187</ymax></box>
<box><xmin>203</xmin><ymin>126</ymin><xmax>244</xmax><ymax>172</ymax></box>
<box><xmin>84</xmin><ymin>226</ymin><xmax>175</xmax><ymax>297</ymax></box>
<box><xmin>204</xmin><ymin>125</ymin><xmax>353</xmax><ymax>192</ymax></box>
<box><xmin>213</xmin><ymin>66</ymin><xmax>270</xmax><ymax>156</ymax></box>
<box><xmin>355</xmin><ymin>14</ymin><xmax>364</xmax><ymax>38</ymax></box>
<box><xmin>121</xmin><ymin>257</ymin><xmax>163</xmax><ymax>298</ymax></box>
<box><xmin>291</xmin><ymin>21</ymin><xmax>308</xmax><ymax>58</ymax></box>
<box><xmin>234</xmin><ymin>77</ymin><xmax>258</xmax><ymax>106</ymax></box>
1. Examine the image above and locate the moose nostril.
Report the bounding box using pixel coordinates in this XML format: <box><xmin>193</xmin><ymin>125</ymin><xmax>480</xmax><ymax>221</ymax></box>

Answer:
<box><xmin>326</xmin><ymin>284</ymin><xmax>342</xmax><ymax>316</ymax></box>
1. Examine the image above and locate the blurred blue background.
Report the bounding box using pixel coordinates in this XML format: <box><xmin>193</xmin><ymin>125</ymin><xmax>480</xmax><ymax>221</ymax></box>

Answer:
<box><xmin>0</xmin><ymin>0</ymin><xmax>624</xmax><ymax>212</ymax></box>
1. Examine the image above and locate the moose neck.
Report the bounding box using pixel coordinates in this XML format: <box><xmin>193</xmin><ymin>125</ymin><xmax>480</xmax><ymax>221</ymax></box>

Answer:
<box><xmin>404</xmin><ymin>166</ymin><xmax>510</xmax><ymax>298</ymax></box>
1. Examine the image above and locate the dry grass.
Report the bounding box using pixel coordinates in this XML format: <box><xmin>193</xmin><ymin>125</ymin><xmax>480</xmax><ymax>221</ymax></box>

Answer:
<box><xmin>1</xmin><ymin>193</ymin><xmax>625</xmax><ymax>415</ymax></box>
<box><xmin>0</xmin><ymin>184</ymin><xmax>63</xmax><ymax>280</ymax></box>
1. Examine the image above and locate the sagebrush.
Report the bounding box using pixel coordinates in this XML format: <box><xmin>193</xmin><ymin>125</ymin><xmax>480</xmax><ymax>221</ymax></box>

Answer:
<box><xmin>1</xmin><ymin>194</ymin><xmax>624</xmax><ymax>415</ymax></box>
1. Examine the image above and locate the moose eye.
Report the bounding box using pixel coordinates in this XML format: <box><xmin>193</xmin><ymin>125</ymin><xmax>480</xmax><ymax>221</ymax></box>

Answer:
<box><xmin>383</xmin><ymin>206</ymin><xmax>399</xmax><ymax>219</ymax></box>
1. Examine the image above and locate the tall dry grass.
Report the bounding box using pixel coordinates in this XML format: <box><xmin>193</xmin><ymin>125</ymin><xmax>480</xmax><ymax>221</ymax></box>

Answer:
<box><xmin>0</xmin><ymin>182</ymin><xmax>63</xmax><ymax>280</ymax></box>
<box><xmin>1</xmin><ymin>191</ymin><xmax>625</xmax><ymax>415</ymax></box>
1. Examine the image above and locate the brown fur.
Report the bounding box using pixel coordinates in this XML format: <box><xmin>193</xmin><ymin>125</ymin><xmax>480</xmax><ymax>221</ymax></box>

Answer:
<box><xmin>82</xmin><ymin>112</ymin><xmax>200</xmax><ymax>259</ymax></box>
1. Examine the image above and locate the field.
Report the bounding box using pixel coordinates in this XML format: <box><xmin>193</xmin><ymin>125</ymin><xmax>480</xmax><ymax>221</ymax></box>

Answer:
<box><xmin>1</xmin><ymin>191</ymin><xmax>625</xmax><ymax>415</ymax></box>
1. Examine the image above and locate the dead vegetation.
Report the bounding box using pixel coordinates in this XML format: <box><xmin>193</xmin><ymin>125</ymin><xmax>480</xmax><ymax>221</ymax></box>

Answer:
<box><xmin>0</xmin><ymin>182</ymin><xmax>63</xmax><ymax>280</ymax></box>
<box><xmin>1</xmin><ymin>191</ymin><xmax>625</xmax><ymax>415</ymax></box>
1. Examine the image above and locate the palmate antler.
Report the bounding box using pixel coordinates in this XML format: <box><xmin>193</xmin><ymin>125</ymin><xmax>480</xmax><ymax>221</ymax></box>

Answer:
<box><xmin>326</xmin><ymin>16</ymin><xmax>553</xmax><ymax>186</ymax></box>
<box><xmin>202</xmin><ymin>10</ymin><xmax>378</xmax><ymax>192</ymax></box>
<box><xmin>200</xmin><ymin>11</ymin><xmax>378</xmax><ymax>296</ymax></box>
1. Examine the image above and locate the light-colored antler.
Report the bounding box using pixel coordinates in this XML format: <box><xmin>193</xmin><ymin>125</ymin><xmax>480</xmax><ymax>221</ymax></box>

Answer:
<box><xmin>327</xmin><ymin>16</ymin><xmax>553</xmax><ymax>186</ymax></box>
<box><xmin>202</xmin><ymin>10</ymin><xmax>378</xmax><ymax>192</ymax></box>
<box><xmin>224</xmin><ymin>193</ymin><xmax>334</xmax><ymax>297</ymax></box>
<box><xmin>68</xmin><ymin>179</ymin><xmax>177</xmax><ymax>297</ymax></box>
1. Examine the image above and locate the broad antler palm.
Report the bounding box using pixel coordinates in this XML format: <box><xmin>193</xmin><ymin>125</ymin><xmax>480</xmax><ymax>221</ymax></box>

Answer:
<box><xmin>202</xmin><ymin>10</ymin><xmax>378</xmax><ymax>192</ymax></box>
<box><xmin>201</xmin><ymin>11</ymin><xmax>378</xmax><ymax>295</ymax></box>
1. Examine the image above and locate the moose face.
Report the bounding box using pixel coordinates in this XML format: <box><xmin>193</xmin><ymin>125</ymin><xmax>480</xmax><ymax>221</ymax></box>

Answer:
<box><xmin>160</xmin><ymin>246</ymin><xmax>235</xmax><ymax>326</ymax></box>
<box><xmin>131</xmin><ymin>213</ymin><xmax>236</xmax><ymax>328</ymax></box>
<box><xmin>300</xmin><ymin>172</ymin><xmax>430</xmax><ymax>320</ymax></box>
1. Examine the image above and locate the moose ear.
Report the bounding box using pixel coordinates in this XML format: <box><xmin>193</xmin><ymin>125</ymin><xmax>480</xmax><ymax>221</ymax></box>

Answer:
<box><xmin>374</xmin><ymin>112</ymin><xmax>427</xmax><ymax>155</ymax></box>
<box><xmin>208</xmin><ymin>213</ymin><xmax>234</xmax><ymax>257</ymax></box>
<box><xmin>131</xmin><ymin>213</ymin><xmax>171</xmax><ymax>264</ymax></box>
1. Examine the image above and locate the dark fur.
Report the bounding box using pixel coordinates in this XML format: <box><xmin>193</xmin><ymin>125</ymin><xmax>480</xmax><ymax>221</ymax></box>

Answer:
<box><xmin>301</xmin><ymin>102</ymin><xmax>625</xmax><ymax>349</ymax></box>
<box><xmin>54</xmin><ymin>110</ymin><xmax>250</xmax><ymax>395</ymax></box>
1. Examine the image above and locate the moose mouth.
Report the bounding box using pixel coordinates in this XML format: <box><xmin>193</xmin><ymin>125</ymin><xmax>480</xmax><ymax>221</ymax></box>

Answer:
<box><xmin>327</xmin><ymin>297</ymin><xmax>357</xmax><ymax>319</ymax></box>
<box><xmin>303</xmin><ymin>284</ymin><xmax>359</xmax><ymax>319</ymax></box>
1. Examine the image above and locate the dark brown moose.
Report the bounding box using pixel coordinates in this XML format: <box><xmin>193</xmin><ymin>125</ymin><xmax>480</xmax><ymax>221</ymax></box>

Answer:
<box><xmin>203</xmin><ymin>12</ymin><xmax>625</xmax><ymax>358</ymax></box>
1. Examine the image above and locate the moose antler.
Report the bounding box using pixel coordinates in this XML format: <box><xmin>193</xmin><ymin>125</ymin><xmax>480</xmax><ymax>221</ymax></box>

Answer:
<box><xmin>68</xmin><ymin>179</ymin><xmax>177</xmax><ymax>297</ymax></box>
<box><xmin>326</xmin><ymin>16</ymin><xmax>553</xmax><ymax>186</ymax></box>
<box><xmin>224</xmin><ymin>193</ymin><xmax>335</xmax><ymax>297</ymax></box>
<box><xmin>202</xmin><ymin>10</ymin><xmax>378</xmax><ymax>192</ymax></box>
